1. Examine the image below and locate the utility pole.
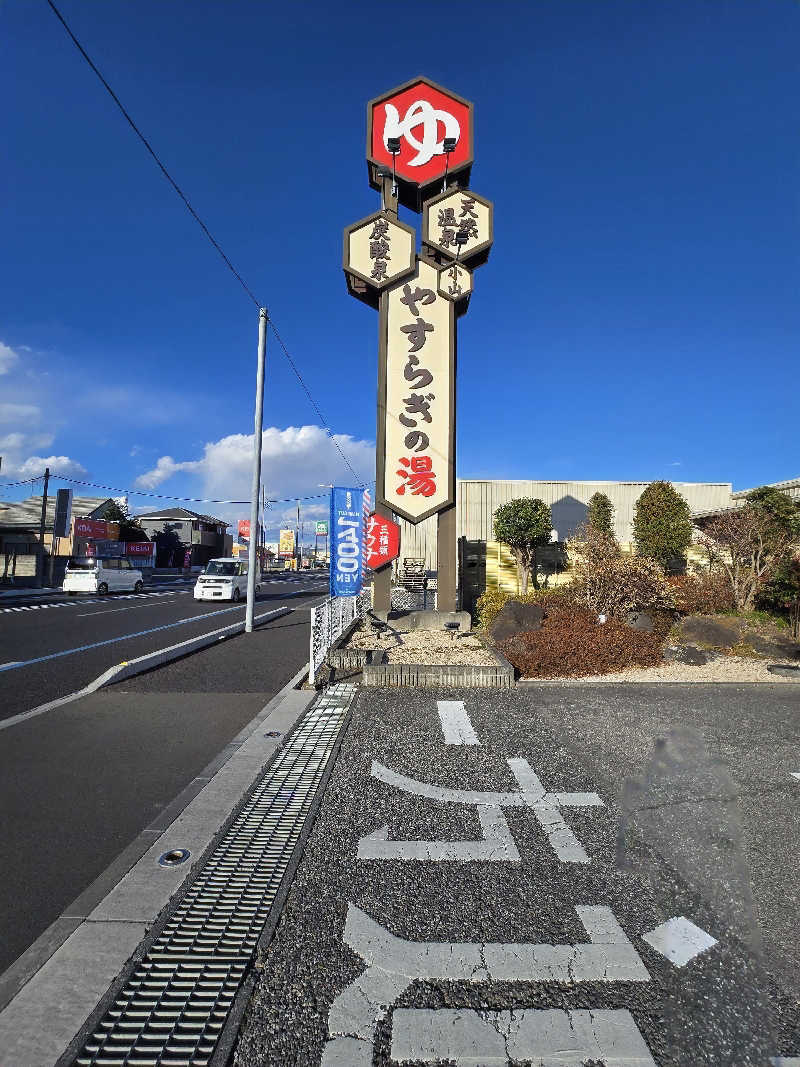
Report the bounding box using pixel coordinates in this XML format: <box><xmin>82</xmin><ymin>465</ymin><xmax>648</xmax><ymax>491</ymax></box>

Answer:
<box><xmin>245</xmin><ymin>309</ymin><xmax>268</xmax><ymax>633</ymax></box>
<box><xmin>295</xmin><ymin>498</ymin><xmax>300</xmax><ymax>570</ymax></box>
<box><xmin>36</xmin><ymin>466</ymin><xmax>50</xmax><ymax>588</ymax></box>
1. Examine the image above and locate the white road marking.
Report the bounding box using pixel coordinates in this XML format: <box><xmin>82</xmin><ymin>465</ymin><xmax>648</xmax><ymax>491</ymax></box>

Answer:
<box><xmin>391</xmin><ymin>1007</ymin><xmax>656</xmax><ymax>1066</ymax></box>
<box><xmin>791</xmin><ymin>772</ymin><xmax>800</xmax><ymax>782</ymax></box>
<box><xmin>365</xmin><ymin>758</ymin><xmax>603</xmax><ymax>863</ymax></box>
<box><xmin>322</xmin><ymin>904</ymin><xmax>650</xmax><ymax>1067</ymax></box>
<box><xmin>771</xmin><ymin>1058</ymin><xmax>800</xmax><ymax>1066</ymax></box>
<box><xmin>642</xmin><ymin>916</ymin><xmax>718</xmax><ymax>967</ymax></box>
<box><xmin>0</xmin><ymin>662</ymin><xmax>21</xmax><ymax>670</ymax></box>
<box><xmin>1</xmin><ymin>590</ymin><xmax>191</xmax><ymax>613</ymax></box>
<box><xmin>359</xmin><ymin>806</ymin><xmax>520</xmax><ymax>862</ymax></box>
<box><xmin>437</xmin><ymin>699</ymin><xmax>480</xmax><ymax>745</ymax></box>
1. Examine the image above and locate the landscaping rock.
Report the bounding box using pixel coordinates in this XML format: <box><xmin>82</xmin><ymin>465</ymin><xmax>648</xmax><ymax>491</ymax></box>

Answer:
<box><xmin>767</xmin><ymin>664</ymin><xmax>800</xmax><ymax>677</ymax></box>
<box><xmin>626</xmin><ymin>610</ymin><xmax>654</xmax><ymax>632</ymax></box>
<box><xmin>665</xmin><ymin>645</ymin><xmax>714</xmax><ymax>666</ymax></box>
<box><xmin>746</xmin><ymin>634</ymin><xmax>800</xmax><ymax>661</ymax></box>
<box><xmin>490</xmin><ymin>601</ymin><xmax>545</xmax><ymax>644</ymax></box>
<box><xmin>677</xmin><ymin>615</ymin><xmax>741</xmax><ymax>649</ymax></box>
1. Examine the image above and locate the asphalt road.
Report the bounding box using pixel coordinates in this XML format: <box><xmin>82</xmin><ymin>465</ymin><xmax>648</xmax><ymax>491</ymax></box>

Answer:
<box><xmin>0</xmin><ymin>571</ymin><xmax>327</xmax><ymax>720</ymax></box>
<box><xmin>0</xmin><ymin>572</ymin><xmax>327</xmax><ymax>978</ymax></box>
<box><xmin>237</xmin><ymin>684</ymin><xmax>800</xmax><ymax>1066</ymax></box>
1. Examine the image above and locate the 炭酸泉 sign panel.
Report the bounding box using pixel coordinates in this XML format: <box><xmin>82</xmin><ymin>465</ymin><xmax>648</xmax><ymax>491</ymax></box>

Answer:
<box><xmin>330</xmin><ymin>487</ymin><xmax>366</xmax><ymax>598</ymax></box>
<box><xmin>382</xmin><ymin>258</ymin><xmax>454</xmax><ymax>524</ymax></box>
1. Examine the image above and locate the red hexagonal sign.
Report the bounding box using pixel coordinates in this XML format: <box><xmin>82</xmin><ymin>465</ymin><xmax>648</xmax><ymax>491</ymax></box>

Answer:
<box><xmin>365</xmin><ymin>512</ymin><xmax>400</xmax><ymax>570</ymax></box>
<box><xmin>367</xmin><ymin>77</ymin><xmax>473</xmax><ymax>212</ymax></box>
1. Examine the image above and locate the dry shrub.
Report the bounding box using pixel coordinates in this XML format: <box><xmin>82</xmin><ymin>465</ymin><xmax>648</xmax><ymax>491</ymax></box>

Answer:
<box><xmin>475</xmin><ymin>585</ymin><xmax>576</xmax><ymax>631</ymax></box>
<box><xmin>500</xmin><ymin>603</ymin><xmax>664</xmax><ymax>678</ymax></box>
<box><xmin>668</xmin><ymin>572</ymin><xmax>736</xmax><ymax>615</ymax></box>
<box><xmin>568</xmin><ymin>545</ymin><xmax>675</xmax><ymax>619</ymax></box>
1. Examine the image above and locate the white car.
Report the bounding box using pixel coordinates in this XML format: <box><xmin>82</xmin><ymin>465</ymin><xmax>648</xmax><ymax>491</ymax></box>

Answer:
<box><xmin>63</xmin><ymin>557</ymin><xmax>144</xmax><ymax>596</ymax></box>
<box><xmin>194</xmin><ymin>558</ymin><xmax>260</xmax><ymax>602</ymax></box>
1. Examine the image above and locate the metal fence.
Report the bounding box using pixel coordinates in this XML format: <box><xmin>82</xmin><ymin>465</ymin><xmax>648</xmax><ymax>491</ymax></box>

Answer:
<box><xmin>309</xmin><ymin>589</ymin><xmax>371</xmax><ymax>687</ymax></box>
<box><xmin>390</xmin><ymin>584</ymin><xmax>438</xmax><ymax>612</ymax></box>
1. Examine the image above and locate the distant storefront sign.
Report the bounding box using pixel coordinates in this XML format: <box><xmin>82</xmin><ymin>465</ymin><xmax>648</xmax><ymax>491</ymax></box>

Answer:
<box><xmin>74</xmin><ymin>517</ymin><xmax>108</xmax><ymax>540</ymax></box>
<box><xmin>127</xmin><ymin>542</ymin><xmax>156</xmax><ymax>566</ymax></box>
<box><xmin>83</xmin><ymin>541</ymin><xmax>155</xmax><ymax>566</ymax></box>
<box><xmin>53</xmin><ymin>489</ymin><xmax>73</xmax><ymax>539</ymax></box>
<box><xmin>238</xmin><ymin>519</ymin><xmax>251</xmax><ymax>541</ymax></box>
<box><xmin>330</xmin><ymin>487</ymin><xmax>367</xmax><ymax>598</ymax></box>
<box><xmin>279</xmin><ymin>529</ymin><xmax>295</xmax><ymax>558</ymax></box>
<box><xmin>315</xmin><ymin>521</ymin><xmax>329</xmax><ymax>536</ymax></box>
<box><xmin>183</xmin><ymin>549</ymin><xmax>192</xmax><ymax>569</ymax></box>
<box><xmin>73</xmin><ymin>516</ymin><xmax>120</xmax><ymax>541</ymax></box>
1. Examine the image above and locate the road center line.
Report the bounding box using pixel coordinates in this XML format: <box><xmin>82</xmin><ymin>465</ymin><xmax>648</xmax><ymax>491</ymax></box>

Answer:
<box><xmin>76</xmin><ymin>599</ymin><xmax>179</xmax><ymax>617</ymax></box>
<box><xmin>437</xmin><ymin>699</ymin><xmax>480</xmax><ymax>745</ymax></box>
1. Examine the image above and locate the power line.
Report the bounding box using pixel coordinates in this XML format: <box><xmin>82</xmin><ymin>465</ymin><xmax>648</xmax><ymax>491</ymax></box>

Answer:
<box><xmin>44</xmin><ymin>0</ymin><xmax>260</xmax><ymax>309</ymax></box>
<box><xmin>0</xmin><ymin>475</ymin><xmax>45</xmax><ymax>490</ymax></box>
<box><xmin>49</xmin><ymin>474</ymin><xmax>339</xmax><ymax>506</ymax></box>
<box><xmin>44</xmin><ymin>0</ymin><xmax>370</xmax><ymax>490</ymax></box>
<box><xmin>269</xmin><ymin>320</ymin><xmax>368</xmax><ymax>489</ymax></box>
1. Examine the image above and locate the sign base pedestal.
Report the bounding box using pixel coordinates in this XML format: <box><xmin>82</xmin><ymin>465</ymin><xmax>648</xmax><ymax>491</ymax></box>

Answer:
<box><xmin>437</xmin><ymin>504</ymin><xmax>457</xmax><ymax>614</ymax></box>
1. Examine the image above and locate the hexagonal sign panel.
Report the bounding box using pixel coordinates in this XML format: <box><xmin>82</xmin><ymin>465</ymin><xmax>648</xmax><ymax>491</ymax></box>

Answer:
<box><xmin>343</xmin><ymin>211</ymin><xmax>417</xmax><ymax>307</ymax></box>
<box><xmin>367</xmin><ymin>77</ymin><xmax>473</xmax><ymax>212</ymax></box>
<box><xmin>422</xmin><ymin>188</ymin><xmax>493</xmax><ymax>267</ymax></box>
<box><xmin>437</xmin><ymin>262</ymin><xmax>472</xmax><ymax>304</ymax></box>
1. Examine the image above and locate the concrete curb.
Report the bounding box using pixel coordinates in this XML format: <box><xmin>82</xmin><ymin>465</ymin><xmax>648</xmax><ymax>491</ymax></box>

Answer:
<box><xmin>0</xmin><ymin>605</ymin><xmax>293</xmax><ymax>733</ymax></box>
<box><xmin>0</xmin><ymin>664</ymin><xmax>314</xmax><ymax>1064</ymax></box>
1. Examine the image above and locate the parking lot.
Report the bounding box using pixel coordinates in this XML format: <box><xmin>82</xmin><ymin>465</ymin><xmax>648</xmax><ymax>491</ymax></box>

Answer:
<box><xmin>236</xmin><ymin>684</ymin><xmax>800</xmax><ymax>1066</ymax></box>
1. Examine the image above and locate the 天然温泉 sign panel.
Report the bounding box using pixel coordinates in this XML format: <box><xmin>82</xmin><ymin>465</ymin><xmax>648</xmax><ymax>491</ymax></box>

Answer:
<box><xmin>330</xmin><ymin>487</ymin><xmax>367</xmax><ymax>598</ymax></box>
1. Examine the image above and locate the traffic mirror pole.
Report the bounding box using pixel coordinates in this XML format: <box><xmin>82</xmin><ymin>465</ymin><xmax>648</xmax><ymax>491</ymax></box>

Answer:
<box><xmin>245</xmin><ymin>308</ymin><xmax>268</xmax><ymax>632</ymax></box>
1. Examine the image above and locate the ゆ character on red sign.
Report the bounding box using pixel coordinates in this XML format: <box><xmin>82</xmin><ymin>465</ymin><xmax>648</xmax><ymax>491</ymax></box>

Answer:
<box><xmin>367</xmin><ymin>77</ymin><xmax>474</xmax><ymax>210</ymax></box>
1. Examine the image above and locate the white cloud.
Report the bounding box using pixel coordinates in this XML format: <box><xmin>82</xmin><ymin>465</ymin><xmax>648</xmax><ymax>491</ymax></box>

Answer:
<box><xmin>0</xmin><ymin>445</ymin><xmax>87</xmax><ymax>480</ymax></box>
<box><xmin>135</xmin><ymin>454</ymin><xmax>201</xmax><ymax>490</ymax></box>
<box><xmin>0</xmin><ymin>341</ymin><xmax>20</xmax><ymax>375</ymax></box>
<box><xmin>13</xmin><ymin>454</ymin><xmax>88</xmax><ymax>478</ymax></box>
<box><xmin>0</xmin><ymin>432</ymin><xmax>54</xmax><ymax>452</ymax></box>
<box><xmin>0</xmin><ymin>402</ymin><xmax>41</xmax><ymax>422</ymax></box>
<box><xmin>134</xmin><ymin>425</ymin><xmax>375</xmax><ymax>524</ymax></box>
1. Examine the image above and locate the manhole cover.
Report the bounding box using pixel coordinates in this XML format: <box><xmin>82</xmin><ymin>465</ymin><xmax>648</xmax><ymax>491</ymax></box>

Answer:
<box><xmin>158</xmin><ymin>848</ymin><xmax>191</xmax><ymax>867</ymax></box>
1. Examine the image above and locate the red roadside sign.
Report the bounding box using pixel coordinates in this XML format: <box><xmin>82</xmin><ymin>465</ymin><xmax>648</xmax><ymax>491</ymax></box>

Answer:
<box><xmin>366</xmin><ymin>513</ymin><xmax>400</xmax><ymax>570</ymax></box>
<box><xmin>367</xmin><ymin>77</ymin><xmax>473</xmax><ymax>210</ymax></box>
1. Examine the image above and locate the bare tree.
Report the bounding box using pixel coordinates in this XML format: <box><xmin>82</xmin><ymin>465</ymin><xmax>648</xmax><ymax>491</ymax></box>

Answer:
<box><xmin>698</xmin><ymin>505</ymin><xmax>795</xmax><ymax>611</ymax></box>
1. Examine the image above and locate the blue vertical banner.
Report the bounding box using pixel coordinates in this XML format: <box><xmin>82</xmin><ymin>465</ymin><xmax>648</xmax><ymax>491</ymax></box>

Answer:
<box><xmin>330</xmin><ymin>487</ymin><xmax>366</xmax><ymax>598</ymax></box>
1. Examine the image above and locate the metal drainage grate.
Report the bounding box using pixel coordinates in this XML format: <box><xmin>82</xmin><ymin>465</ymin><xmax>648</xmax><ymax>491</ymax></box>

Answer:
<box><xmin>74</xmin><ymin>683</ymin><xmax>357</xmax><ymax>1067</ymax></box>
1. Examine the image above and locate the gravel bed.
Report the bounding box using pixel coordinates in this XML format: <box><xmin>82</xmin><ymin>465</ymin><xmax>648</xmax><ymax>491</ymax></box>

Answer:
<box><xmin>346</xmin><ymin>624</ymin><xmax>497</xmax><ymax>666</ymax></box>
<box><xmin>526</xmin><ymin>655</ymin><xmax>800</xmax><ymax>684</ymax></box>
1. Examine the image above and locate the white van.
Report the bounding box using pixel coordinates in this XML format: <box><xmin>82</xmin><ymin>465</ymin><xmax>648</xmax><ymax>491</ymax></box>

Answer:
<box><xmin>194</xmin><ymin>558</ymin><xmax>260</xmax><ymax>602</ymax></box>
<box><xmin>63</xmin><ymin>557</ymin><xmax>144</xmax><ymax>596</ymax></box>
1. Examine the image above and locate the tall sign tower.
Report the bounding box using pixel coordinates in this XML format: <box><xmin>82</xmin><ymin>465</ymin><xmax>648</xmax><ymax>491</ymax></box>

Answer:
<box><xmin>343</xmin><ymin>77</ymin><xmax>493</xmax><ymax>617</ymax></box>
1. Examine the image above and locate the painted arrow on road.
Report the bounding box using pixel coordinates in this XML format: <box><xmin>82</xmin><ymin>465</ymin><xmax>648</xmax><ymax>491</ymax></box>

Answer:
<box><xmin>321</xmin><ymin>903</ymin><xmax>651</xmax><ymax>1067</ymax></box>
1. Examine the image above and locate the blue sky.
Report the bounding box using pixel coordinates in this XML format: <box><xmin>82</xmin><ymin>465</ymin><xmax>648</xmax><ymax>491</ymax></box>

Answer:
<box><xmin>2</xmin><ymin>1</ymin><xmax>797</xmax><ymax>533</ymax></box>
